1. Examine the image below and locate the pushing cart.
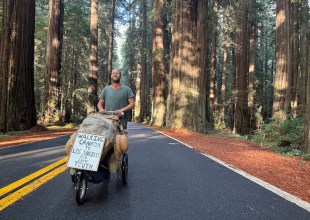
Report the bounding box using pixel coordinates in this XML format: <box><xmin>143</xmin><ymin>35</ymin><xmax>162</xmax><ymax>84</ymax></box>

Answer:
<box><xmin>65</xmin><ymin>111</ymin><xmax>129</xmax><ymax>205</ymax></box>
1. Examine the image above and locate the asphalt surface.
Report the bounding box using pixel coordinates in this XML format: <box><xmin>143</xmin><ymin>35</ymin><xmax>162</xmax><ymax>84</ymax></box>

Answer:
<box><xmin>0</xmin><ymin>123</ymin><xmax>309</xmax><ymax>220</ymax></box>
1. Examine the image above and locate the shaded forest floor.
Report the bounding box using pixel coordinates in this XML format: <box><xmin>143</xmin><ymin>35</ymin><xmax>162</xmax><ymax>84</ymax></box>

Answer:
<box><xmin>0</xmin><ymin>125</ymin><xmax>309</xmax><ymax>203</ymax></box>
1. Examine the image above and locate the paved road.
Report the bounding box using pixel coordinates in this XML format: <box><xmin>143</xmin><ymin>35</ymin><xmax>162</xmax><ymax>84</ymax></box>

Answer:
<box><xmin>0</xmin><ymin>123</ymin><xmax>309</xmax><ymax>220</ymax></box>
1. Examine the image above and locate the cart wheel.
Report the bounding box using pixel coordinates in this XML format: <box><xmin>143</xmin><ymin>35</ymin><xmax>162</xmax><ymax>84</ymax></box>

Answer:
<box><xmin>75</xmin><ymin>172</ymin><xmax>87</xmax><ymax>205</ymax></box>
<box><xmin>71</xmin><ymin>173</ymin><xmax>76</xmax><ymax>184</ymax></box>
<box><xmin>70</xmin><ymin>168</ymin><xmax>77</xmax><ymax>184</ymax></box>
<box><xmin>121</xmin><ymin>153</ymin><xmax>128</xmax><ymax>185</ymax></box>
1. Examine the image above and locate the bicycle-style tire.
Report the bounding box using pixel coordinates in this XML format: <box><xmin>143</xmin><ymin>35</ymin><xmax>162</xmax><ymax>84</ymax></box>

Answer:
<box><xmin>121</xmin><ymin>153</ymin><xmax>128</xmax><ymax>185</ymax></box>
<box><xmin>75</xmin><ymin>172</ymin><xmax>87</xmax><ymax>205</ymax></box>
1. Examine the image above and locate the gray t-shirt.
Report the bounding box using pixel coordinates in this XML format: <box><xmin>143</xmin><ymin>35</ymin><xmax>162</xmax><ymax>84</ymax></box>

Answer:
<box><xmin>99</xmin><ymin>85</ymin><xmax>134</xmax><ymax>121</ymax></box>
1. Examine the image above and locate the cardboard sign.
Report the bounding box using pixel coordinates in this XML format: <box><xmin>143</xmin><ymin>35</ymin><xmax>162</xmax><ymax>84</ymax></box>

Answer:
<box><xmin>67</xmin><ymin>132</ymin><xmax>105</xmax><ymax>171</ymax></box>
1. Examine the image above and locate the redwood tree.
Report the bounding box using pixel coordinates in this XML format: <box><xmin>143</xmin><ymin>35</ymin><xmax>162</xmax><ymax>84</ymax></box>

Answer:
<box><xmin>44</xmin><ymin>0</ymin><xmax>64</xmax><ymax>123</ymax></box>
<box><xmin>299</xmin><ymin>0</ymin><xmax>309</xmax><ymax>111</ymax></box>
<box><xmin>248</xmin><ymin>0</ymin><xmax>257</xmax><ymax>130</ymax></box>
<box><xmin>166</xmin><ymin>0</ymin><xmax>208</xmax><ymax>132</ymax></box>
<box><xmin>305</xmin><ymin>56</ymin><xmax>310</xmax><ymax>153</ymax></box>
<box><xmin>107</xmin><ymin>0</ymin><xmax>116</xmax><ymax>84</ymax></box>
<box><xmin>151</xmin><ymin>0</ymin><xmax>166</xmax><ymax>127</ymax></box>
<box><xmin>88</xmin><ymin>0</ymin><xmax>99</xmax><ymax>113</ymax></box>
<box><xmin>0</xmin><ymin>0</ymin><xmax>36</xmax><ymax>131</ymax></box>
<box><xmin>210</xmin><ymin>0</ymin><xmax>219</xmax><ymax>121</ymax></box>
<box><xmin>139</xmin><ymin>0</ymin><xmax>147</xmax><ymax>122</ymax></box>
<box><xmin>233</xmin><ymin>0</ymin><xmax>249</xmax><ymax>134</ymax></box>
<box><xmin>273</xmin><ymin>0</ymin><xmax>291</xmax><ymax>122</ymax></box>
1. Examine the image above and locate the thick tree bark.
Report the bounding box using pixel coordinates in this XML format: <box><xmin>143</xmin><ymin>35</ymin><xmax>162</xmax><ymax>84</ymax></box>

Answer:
<box><xmin>248</xmin><ymin>0</ymin><xmax>257</xmax><ymax>130</ymax></box>
<box><xmin>107</xmin><ymin>0</ymin><xmax>116</xmax><ymax>85</ymax></box>
<box><xmin>151</xmin><ymin>0</ymin><xmax>166</xmax><ymax>127</ymax></box>
<box><xmin>299</xmin><ymin>0</ymin><xmax>309</xmax><ymax>111</ymax></box>
<box><xmin>290</xmin><ymin>1</ymin><xmax>300</xmax><ymax>115</ymax></box>
<box><xmin>210</xmin><ymin>0</ymin><xmax>218</xmax><ymax>122</ymax></box>
<box><xmin>44</xmin><ymin>0</ymin><xmax>64</xmax><ymax>123</ymax></box>
<box><xmin>273</xmin><ymin>0</ymin><xmax>291</xmax><ymax>122</ymax></box>
<box><xmin>195</xmin><ymin>0</ymin><xmax>208</xmax><ymax>132</ymax></box>
<box><xmin>0</xmin><ymin>0</ymin><xmax>36</xmax><ymax>131</ymax></box>
<box><xmin>233</xmin><ymin>0</ymin><xmax>249</xmax><ymax>135</ymax></box>
<box><xmin>139</xmin><ymin>0</ymin><xmax>147</xmax><ymax>123</ymax></box>
<box><xmin>88</xmin><ymin>0</ymin><xmax>99</xmax><ymax>114</ymax></box>
<box><xmin>220</xmin><ymin>49</ymin><xmax>227</xmax><ymax>126</ymax></box>
<box><xmin>166</xmin><ymin>0</ymin><xmax>208</xmax><ymax>132</ymax></box>
<box><xmin>0</xmin><ymin>0</ymin><xmax>9</xmax><ymax>132</ymax></box>
<box><xmin>134</xmin><ymin>64</ymin><xmax>142</xmax><ymax>122</ymax></box>
<box><xmin>302</xmin><ymin>0</ymin><xmax>310</xmax><ymax>153</ymax></box>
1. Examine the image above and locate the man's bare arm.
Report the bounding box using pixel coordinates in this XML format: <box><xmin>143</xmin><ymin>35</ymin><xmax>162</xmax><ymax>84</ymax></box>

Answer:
<box><xmin>117</xmin><ymin>98</ymin><xmax>135</xmax><ymax>113</ymax></box>
<box><xmin>97</xmin><ymin>99</ymin><xmax>106</xmax><ymax>112</ymax></box>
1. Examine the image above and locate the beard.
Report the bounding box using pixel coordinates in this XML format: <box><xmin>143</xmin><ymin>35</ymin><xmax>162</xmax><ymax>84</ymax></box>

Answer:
<box><xmin>112</xmin><ymin>78</ymin><xmax>120</xmax><ymax>83</ymax></box>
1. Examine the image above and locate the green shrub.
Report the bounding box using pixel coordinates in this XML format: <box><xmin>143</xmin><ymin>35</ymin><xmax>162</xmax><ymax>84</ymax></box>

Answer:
<box><xmin>253</xmin><ymin>117</ymin><xmax>304</xmax><ymax>152</ymax></box>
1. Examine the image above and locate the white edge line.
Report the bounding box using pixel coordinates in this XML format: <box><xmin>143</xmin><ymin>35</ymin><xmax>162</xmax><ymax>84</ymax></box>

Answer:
<box><xmin>0</xmin><ymin>133</ymin><xmax>73</xmax><ymax>150</ymax></box>
<box><xmin>151</xmin><ymin>127</ymin><xmax>310</xmax><ymax>213</ymax></box>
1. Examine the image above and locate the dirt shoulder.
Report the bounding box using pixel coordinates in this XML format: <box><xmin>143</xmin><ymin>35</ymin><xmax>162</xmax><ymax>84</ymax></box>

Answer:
<box><xmin>0</xmin><ymin>128</ymin><xmax>76</xmax><ymax>148</ymax></box>
<box><xmin>150</xmin><ymin>126</ymin><xmax>310</xmax><ymax>203</ymax></box>
<box><xmin>0</xmin><ymin>126</ymin><xmax>309</xmax><ymax>203</ymax></box>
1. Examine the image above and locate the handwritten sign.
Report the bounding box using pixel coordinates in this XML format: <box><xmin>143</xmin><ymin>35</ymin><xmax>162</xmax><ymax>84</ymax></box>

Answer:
<box><xmin>67</xmin><ymin>132</ymin><xmax>105</xmax><ymax>171</ymax></box>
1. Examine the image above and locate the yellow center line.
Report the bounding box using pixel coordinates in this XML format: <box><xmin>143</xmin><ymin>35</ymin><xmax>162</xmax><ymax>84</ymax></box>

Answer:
<box><xmin>0</xmin><ymin>164</ymin><xmax>68</xmax><ymax>211</ymax></box>
<box><xmin>0</xmin><ymin>157</ymin><xmax>68</xmax><ymax>197</ymax></box>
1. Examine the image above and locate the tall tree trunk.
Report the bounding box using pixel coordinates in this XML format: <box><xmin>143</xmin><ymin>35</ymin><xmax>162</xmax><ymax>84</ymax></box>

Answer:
<box><xmin>290</xmin><ymin>0</ymin><xmax>300</xmax><ymax>116</ymax></box>
<box><xmin>219</xmin><ymin>3</ymin><xmax>230</xmax><ymax>127</ymax></box>
<box><xmin>210</xmin><ymin>0</ymin><xmax>218</xmax><ymax>122</ymax></box>
<box><xmin>248</xmin><ymin>0</ymin><xmax>257</xmax><ymax>130</ymax></box>
<box><xmin>220</xmin><ymin>49</ymin><xmax>227</xmax><ymax>126</ymax></box>
<box><xmin>107</xmin><ymin>0</ymin><xmax>116</xmax><ymax>85</ymax></box>
<box><xmin>195</xmin><ymin>0</ymin><xmax>208</xmax><ymax>132</ymax></box>
<box><xmin>88</xmin><ymin>0</ymin><xmax>99</xmax><ymax>114</ymax></box>
<box><xmin>302</xmin><ymin>0</ymin><xmax>310</xmax><ymax>154</ymax></box>
<box><xmin>273</xmin><ymin>0</ymin><xmax>291</xmax><ymax>122</ymax></box>
<box><xmin>299</xmin><ymin>0</ymin><xmax>309</xmax><ymax>112</ymax></box>
<box><xmin>128</xmin><ymin>0</ymin><xmax>137</xmax><ymax>94</ymax></box>
<box><xmin>44</xmin><ymin>0</ymin><xmax>64</xmax><ymax>123</ymax></box>
<box><xmin>151</xmin><ymin>0</ymin><xmax>166</xmax><ymax>127</ymax></box>
<box><xmin>166</xmin><ymin>0</ymin><xmax>207</xmax><ymax>132</ymax></box>
<box><xmin>233</xmin><ymin>0</ymin><xmax>249</xmax><ymax>135</ymax></box>
<box><xmin>139</xmin><ymin>0</ymin><xmax>147</xmax><ymax>122</ymax></box>
<box><xmin>70</xmin><ymin>47</ymin><xmax>78</xmax><ymax>118</ymax></box>
<box><xmin>134</xmin><ymin>64</ymin><xmax>142</xmax><ymax>122</ymax></box>
<box><xmin>0</xmin><ymin>0</ymin><xmax>36</xmax><ymax>131</ymax></box>
<box><xmin>0</xmin><ymin>0</ymin><xmax>9</xmax><ymax>132</ymax></box>
<box><xmin>305</xmin><ymin>36</ymin><xmax>310</xmax><ymax>153</ymax></box>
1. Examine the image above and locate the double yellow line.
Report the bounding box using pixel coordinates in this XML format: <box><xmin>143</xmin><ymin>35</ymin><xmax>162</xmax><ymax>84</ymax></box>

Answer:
<box><xmin>0</xmin><ymin>157</ymin><xmax>68</xmax><ymax>211</ymax></box>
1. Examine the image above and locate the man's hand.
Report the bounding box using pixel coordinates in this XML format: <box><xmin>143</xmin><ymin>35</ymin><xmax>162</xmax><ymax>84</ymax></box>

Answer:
<box><xmin>115</xmin><ymin>110</ymin><xmax>124</xmax><ymax>116</ymax></box>
<box><xmin>99</xmin><ymin>109</ymin><xmax>106</xmax><ymax>113</ymax></box>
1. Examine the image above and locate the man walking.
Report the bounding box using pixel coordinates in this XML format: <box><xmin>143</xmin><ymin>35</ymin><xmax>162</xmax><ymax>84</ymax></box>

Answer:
<box><xmin>97</xmin><ymin>69</ymin><xmax>135</xmax><ymax>129</ymax></box>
